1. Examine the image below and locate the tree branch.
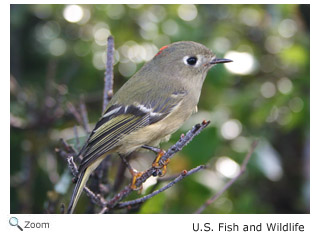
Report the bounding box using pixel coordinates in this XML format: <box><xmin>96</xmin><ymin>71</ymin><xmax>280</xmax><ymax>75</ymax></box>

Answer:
<box><xmin>114</xmin><ymin>165</ymin><xmax>206</xmax><ymax>210</ymax></box>
<box><xmin>58</xmin><ymin>138</ymin><xmax>77</xmax><ymax>156</ymax></box>
<box><xmin>157</xmin><ymin>120</ymin><xmax>210</xmax><ymax>170</ymax></box>
<box><xmin>103</xmin><ymin>35</ymin><xmax>114</xmax><ymax>112</ymax></box>
<box><xmin>194</xmin><ymin>140</ymin><xmax>259</xmax><ymax>214</ymax></box>
<box><xmin>89</xmin><ymin>36</ymin><xmax>115</xmax><ymax>203</ymax></box>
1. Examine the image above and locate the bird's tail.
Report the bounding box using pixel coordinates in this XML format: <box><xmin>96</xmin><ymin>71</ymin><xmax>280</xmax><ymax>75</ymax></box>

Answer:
<box><xmin>67</xmin><ymin>169</ymin><xmax>90</xmax><ymax>214</ymax></box>
<box><xmin>67</xmin><ymin>156</ymin><xmax>106</xmax><ymax>214</ymax></box>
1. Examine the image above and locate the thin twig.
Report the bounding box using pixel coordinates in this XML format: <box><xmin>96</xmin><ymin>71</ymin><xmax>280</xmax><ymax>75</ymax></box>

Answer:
<box><xmin>60</xmin><ymin>203</ymin><xmax>65</xmax><ymax>214</ymax></box>
<box><xmin>158</xmin><ymin>120</ymin><xmax>210</xmax><ymax>169</ymax></box>
<box><xmin>66</xmin><ymin>102</ymin><xmax>82</xmax><ymax>125</ymax></box>
<box><xmin>59</xmin><ymin>138</ymin><xmax>77</xmax><ymax>155</ymax></box>
<box><xmin>80</xmin><ymin>97</ymin><xmax>90</xmax><ymax>134</ymax></box>
<box><xmin>115</xmin><ymin>165</ymin><xmax>206</xmax><ymax>209</ymax></box>
<box><xmin>84</xmin><ymin>187</ymin><xmax>107</xmax><ymax>207</ymax></box>
<box><xmin>99</xmin><ymin>206</ymin><xmax>109</xmax><ymax>214</ymax></box>
<box><xmin>194</xmin><ymin>140</ymin><xmax>259</xmax><ymax>214</ymax></box>
<box><xmin>103</xmin><ymin>36</ymin><xmax>114</xmax><ymax>112</ymax></box>
<box><xmin>146</xmin><ymin>173</ymin><xmax>181</xmax><ymax>194</ymax></box>
<box><xmin>113</xmin><ymin>158</ymin><xmax>128</xmax><ymax>192</ymax></box>
<box><xmin>157</xmin><ymin>173</ymin><xmax>181</xmax><ymax>182</ymax></box>
<box><xmin>73</xmin><ymin>125</ymin><xmax>80</xmax><ymax>152</ymax></box>
<box><xmin>67</xmin><ymin>156</ymin><xmax>78</xmax><ymax>177</ymax></box>
<box><xmin>44</xmin><ymin>60</ymin><xmax>56</xmax><ymax>97</ymax></box>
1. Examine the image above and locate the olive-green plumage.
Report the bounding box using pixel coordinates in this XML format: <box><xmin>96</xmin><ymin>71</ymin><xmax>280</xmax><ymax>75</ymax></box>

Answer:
<box><xmin>67</xmin><ymin>41</ymin><xmax>232</xmax><ymax>213</ymax></box>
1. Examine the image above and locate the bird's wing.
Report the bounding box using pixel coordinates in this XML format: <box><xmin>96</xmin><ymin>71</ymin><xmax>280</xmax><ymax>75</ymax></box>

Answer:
<box><xmin>77</xmin><ymin>90</ymin><xmax>187</xmax><ymax>173</ymax></box>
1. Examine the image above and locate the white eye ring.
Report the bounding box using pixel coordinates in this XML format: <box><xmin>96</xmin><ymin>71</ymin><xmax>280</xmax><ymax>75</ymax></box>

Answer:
<box><xmin>183</xmin><ymin>55</ymin><xmax>201</xmax><ymax>67</ymax></box>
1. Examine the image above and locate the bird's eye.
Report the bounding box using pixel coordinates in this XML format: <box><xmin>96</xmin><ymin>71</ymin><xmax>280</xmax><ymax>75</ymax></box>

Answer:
<box><xmin>186</xmin><ymin>56</ymin><xmax>197</xmax><ymax>66</ymax></box>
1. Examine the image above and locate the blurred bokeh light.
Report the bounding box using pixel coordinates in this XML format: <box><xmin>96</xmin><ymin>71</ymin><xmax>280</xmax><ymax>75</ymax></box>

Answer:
<box><xmin>63</xmin><ymin>5</ymin><xmax>84</xmax><ymax>23</ymax></box>
<box><xmin>216</xmin><ymin>156</ymin><xmax>240</xmax><ymax>179</ymax></box>
<box><xmin>224</xmin><ymin>51</ymin><xmax>257</xmax><ymax>75</ymax></box>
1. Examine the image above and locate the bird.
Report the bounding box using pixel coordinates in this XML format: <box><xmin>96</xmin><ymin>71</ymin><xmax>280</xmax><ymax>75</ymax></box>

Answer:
<box><xmin>67</xmin><ymin>41</ymin><xmax>232</xmax><ymax>213</ymax></box>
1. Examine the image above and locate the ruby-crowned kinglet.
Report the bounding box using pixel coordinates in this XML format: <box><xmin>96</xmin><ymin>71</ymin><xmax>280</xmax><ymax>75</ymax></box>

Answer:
<box><xmin>67</xmin><ymin>41</ymin><xmax>232</xmax><ymax>213</ymax></box>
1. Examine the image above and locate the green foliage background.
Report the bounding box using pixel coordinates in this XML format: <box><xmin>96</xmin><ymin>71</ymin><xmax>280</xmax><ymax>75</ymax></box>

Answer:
<box><xmin>10</xmin><ymin>4</ymin><xmax>309</xmax><ymax>214</ymax></box>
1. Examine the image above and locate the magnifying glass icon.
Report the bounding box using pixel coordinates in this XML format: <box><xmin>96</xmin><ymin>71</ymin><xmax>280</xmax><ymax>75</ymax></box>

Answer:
<box><xmin>9</xmin><ymin>217</ymin><xmax>23</xmax><ymax>231</ymax></box>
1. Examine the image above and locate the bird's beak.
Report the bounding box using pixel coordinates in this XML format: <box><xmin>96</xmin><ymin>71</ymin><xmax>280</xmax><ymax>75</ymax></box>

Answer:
<box><xmin>210</xmin><ymin>58</ymin><xmax>233</xmax><ymax>64</ymax></box>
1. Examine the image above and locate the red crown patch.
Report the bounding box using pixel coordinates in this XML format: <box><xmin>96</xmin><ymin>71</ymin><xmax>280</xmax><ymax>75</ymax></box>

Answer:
<box><xmin>155</xmin><ymin>45</ymin><xmax>169</xmax><ymax>56</ymax></box>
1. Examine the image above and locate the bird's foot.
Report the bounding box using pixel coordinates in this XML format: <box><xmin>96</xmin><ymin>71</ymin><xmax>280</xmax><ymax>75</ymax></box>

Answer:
<box><xmin>130</xmin><ymin>170</ymin><xmax>144</xmax><ymax>192</ymax></box>
<box><xmin>120</xmin><ymin>154</ymin><xmax>143</xmax><ymax>191</ymax></box>
<box><xmin>152</xmin><ymin>150</ymin><xmax>170</xmax><ymax>177</ymax></box>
